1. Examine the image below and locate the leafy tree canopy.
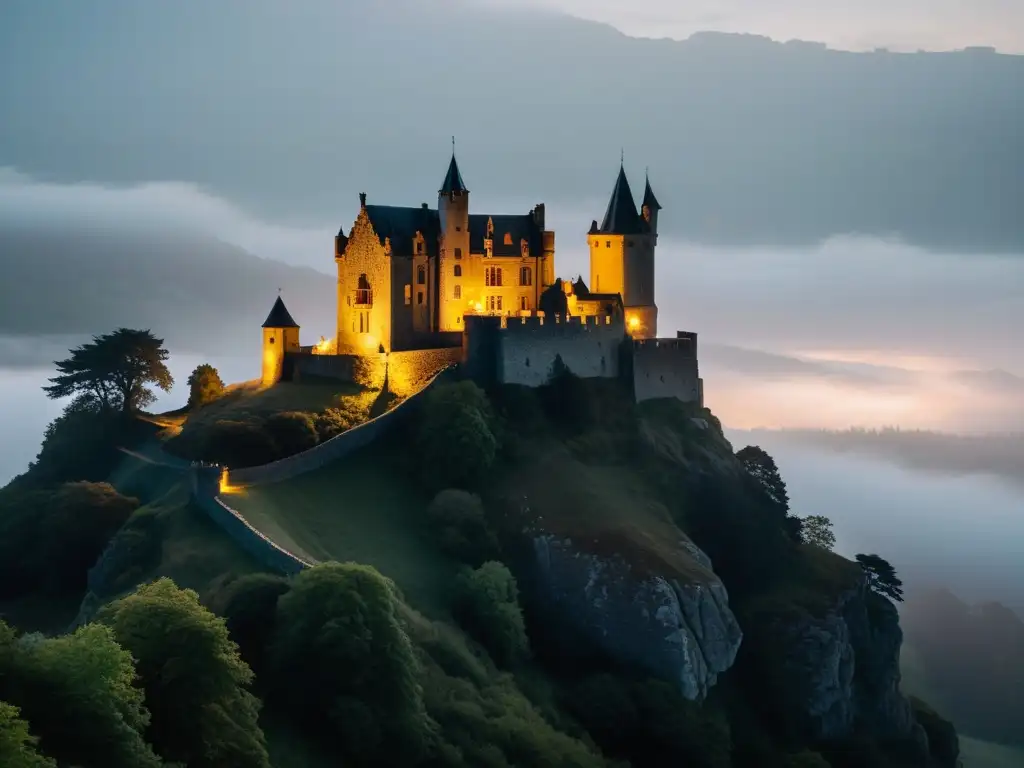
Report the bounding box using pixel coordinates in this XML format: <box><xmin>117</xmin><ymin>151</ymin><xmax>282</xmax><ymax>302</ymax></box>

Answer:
<box><xmin>417</xmin><ymin>381</ymin><xmax>498</xmax><ymax>490</ymax></box>
<box><xmin>0</xmin><ymin>702</ymin><xmax>56</xmax><ymax>768</ymax></box>
<box><xmin>454</xmin><ymin>561</ymin><xmax>529</xmax><ymax>667</ymax></box>
<box><xmin>0</xmin><ymin>621</ymin><xmax>159</xmax><ymax>768</ymax></box>
<box><xmin>801</xmin><ymin>515</ymin><xmax>837</xmax><ymax>551</ymax></box>
<box><xmin>856</xmin><ymin>553</ymin><xmax>905</xmax><ymax>603</ymax></box>
<box><xmin>44</xmin><ymin>328</ymin><xmax>173</xmax><ymax>414</ymax></box>
<box><xmin>98</xmin><ymin>578</ymin><xmax>269</xmax><ymax>768</ymax></box>
<box><xmin>736</xmin><ymin>445</ymin><xmax>790</xmax><ymax>514</ymax></box>
<box><xmin>187</xmin><ymin>363</ymin><xmax>225</xmax><ymax>408</ymax></box>
<box><xmin>271</xmin><ymin>562</ymin><xmax>428</xmax><ymax>764</ymax></box>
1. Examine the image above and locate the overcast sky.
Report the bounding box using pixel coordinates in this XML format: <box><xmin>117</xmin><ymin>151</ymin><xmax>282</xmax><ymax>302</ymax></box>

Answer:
<box><xmin>479</xmin><ymin>0</ymin><xmax>1024</xmax><ymax>52</ymax></box>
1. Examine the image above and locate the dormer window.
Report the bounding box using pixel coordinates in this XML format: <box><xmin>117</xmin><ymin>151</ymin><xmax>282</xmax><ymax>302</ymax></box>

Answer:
<box><xmin>503</xmin><ymin>233</ymin><xmax>513</xmax><ymax>246</ymax></box>
<box><xmin>484</xmin><ymin>239</ymin><xmax>493</xmax><ymax>258</ymax></box>
<box><xmin>520</xmin><ymin>239</ymin><xmax>529</xmax><ymax>258</ymax></box>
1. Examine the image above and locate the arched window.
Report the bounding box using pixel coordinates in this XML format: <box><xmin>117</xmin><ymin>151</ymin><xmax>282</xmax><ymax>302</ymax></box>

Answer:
<box><xmin>356</xmin><ymin>274</ymin><xmax>372</xmax><ymax>305</ymax></box>
<box><xmin>454</xmin><ymin>264</ymin><xmax>462</xmax><ymax>277</ymax></box>
<box><xmin>416</xmin><ymin>265</ymin><xmax>426</xmax><ymax>285</ymax></box>
<box><xmin>454</xmin><ymin>285</ymin><xmax>462</xmax><ymax>299</ymax></box>
<box><xmin>519</xmin><ymin>266</ymin><xmax>532</xmax><ymax>286</ymax></box>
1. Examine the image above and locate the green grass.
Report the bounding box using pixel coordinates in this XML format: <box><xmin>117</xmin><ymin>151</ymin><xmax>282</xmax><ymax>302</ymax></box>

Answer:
<box><xmin>227</xmin><ymin>442</ymin><xmax>458</xmax><ymax>616</ymax></box>
<box><xmin>959</xmin><ymin>736</ymin><xmax>1024</xmax><ymax>768</ymax></box>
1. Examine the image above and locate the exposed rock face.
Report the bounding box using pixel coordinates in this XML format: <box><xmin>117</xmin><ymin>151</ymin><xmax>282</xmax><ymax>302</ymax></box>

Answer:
<box><xmin>762</xmin><ymin>579</ymin><xmax>929</xmax><ymax>752</ymax></box>
<box><xmin>532</xmin><ymin>534</ymin><xmax>743</xmax><ymax>700</ymax></box>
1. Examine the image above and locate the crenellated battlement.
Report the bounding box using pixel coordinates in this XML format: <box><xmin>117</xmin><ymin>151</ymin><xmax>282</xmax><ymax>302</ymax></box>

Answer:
<box><xmin>632</xmin><ymin>331</ymin><xmax>703</xmax><ymax>405</ymax></box>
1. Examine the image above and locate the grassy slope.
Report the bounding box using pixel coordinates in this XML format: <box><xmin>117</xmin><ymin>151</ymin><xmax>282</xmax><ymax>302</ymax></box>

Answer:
<box><xmin>228</xmin><ymin>439</ymin><xmax>457</xmax><ymax>616</ymax></box>
<box><xmin>959</xmin><ymin>737</ymin><xmax>1024</xmax><ymax>768</ymax></box>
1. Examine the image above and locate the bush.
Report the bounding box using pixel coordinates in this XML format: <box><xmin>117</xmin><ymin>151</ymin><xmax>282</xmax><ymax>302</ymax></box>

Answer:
<box><xmin>201</xmin><ymin>419</ymin><xmax>280</xmax><ymax>467</ymax></box>
<box><xmin>0</xmin><ymin>482</ymin><xmax>140</xmax><ymax>599</ymax></box>
<box><xmin>454</xmin><ymin>561</ymin><xmax>529</xmax><ymax>666</ymax></box>
<box><xmin>263</xmin><ymin>411</ymin><xmax>319</xmax><ymax>456</ymax></box>
<box><xmin>426</xmin><ymin>489</ymin><xmax>499</xmax><ymax>565</ymax></box>
<box><xmin>314</xmin><ymin>400</ymin><xmax>370</xmax><ymax>440</ymax></box>
<box><xmin>417</xmin><ymin>381</ymin><xmax>498</xmax><ymax>490</ymax></box>
<box><xmin>187</xmin><ymin>363</ymin><xmax>226</xmax><ymax>408</ymax></box>
<box><xmin>0</xmin><ymin>701</ymin><xmax>56</xmax><ymax>768</ymax></box>
<box><xmin>215</xmin><ymin>573</ymin><xmax>292</xmax><ymax>679</ymax></box>
<box><xmin>270</xmin><ymin>563</ymin><xmax>429</xmax><ymax>765</ymax></box>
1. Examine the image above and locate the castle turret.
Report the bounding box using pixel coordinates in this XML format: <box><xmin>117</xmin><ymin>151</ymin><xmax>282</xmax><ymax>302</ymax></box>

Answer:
<box><xmin>438</xmin><ymin>148</ymin><xmax>470</xmax><ymax>331</ymax></box>
<box><xmin>642</xmin><ymin>171</ymin><xmax>662</xmax><ymax>239</ymax></box>
<box><xmin>261</xmin><ymin>295</ymin><xmax>301</xmax><ymax>386</ymax></box>
<box><xmin>587</xmin><ymin>162</ymin><xmax>658</xmax><ymax>338</ymax></box>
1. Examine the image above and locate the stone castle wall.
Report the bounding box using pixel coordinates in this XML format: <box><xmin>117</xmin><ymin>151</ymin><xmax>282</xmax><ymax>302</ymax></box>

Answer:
<box><xmin>464</xmin><ymin>314</ymin><xmax>626</xmax><ymax>387</ymax></box>
<box><xmin>632</xmin><ymin>333</ymin><xmax>703</xmax><ymax>405</ymax></box>
<box><xmin>228</xmin><ymin>366</ymin><xmax>457</xmax><ymax>487</ymax></box>
<box><xmin>290</xmin><ymin>347</ymin><xmax>462</xmax><ymax>398</ymax></box>
<box><xmin>189</xmin><ymin>465</ymin><xmax>312</xmax><ymax>574</ymax></box>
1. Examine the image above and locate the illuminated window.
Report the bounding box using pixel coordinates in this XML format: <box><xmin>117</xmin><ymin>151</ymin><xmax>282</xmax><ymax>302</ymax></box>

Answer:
<box><xmin>454</xmin><ymin>264</ymin><xmax>462</xmax><ymax>277</ymax></box>
<box><xmin>503</xmin><ymin>233</ymin><xmax>513</xmax><ymax>245</ymax></box>
<box><xmin>454</xmin><ymin>247</ymin><xmax>462</xmax><ymax>259</ymax></box>
<box><xmin>417</xmin><ymin>265</ymin><xmax>426</xmax><ymax>285</ymax></box>
<box><xmin>519</xmin><ymin>266</ymin><xmax>532</xmax><ymax>286</ymax></box>
<box><xmin>520</xmin><ymin>296</ymin><xmax>527</xmax><ymax>311</ymax></box>
<box><xmin>404</xmin><ymin>284</ymin><xmax>411</xmax><ymax>305</ymax></box>
<box><xmin>486</xmin><ymin>295</ymin><xmax>503</xmax><ymax>312</ymax></box>
<box><xmin>605</xmin><ymin>241</ymin><xmax>611</xmax><ymax>248</ymax></box>
<box><xmin>356</xmin><ymin>273</ymin><xmax>372</xmax><ymax>305</ymax></box>
<box><xmin>485</xmin><ymin>267</ymin><xmax>502</xmax><ymax>287</ymax></box>
<box><xmin>454</xmin><ymin>285</ymin><xmax>461</xmax><ymax>299</ymax></box>
<box><xmin>417</xmin><ymin>291</ymin><xmax>424</xmax><ymax>305</ymax></box>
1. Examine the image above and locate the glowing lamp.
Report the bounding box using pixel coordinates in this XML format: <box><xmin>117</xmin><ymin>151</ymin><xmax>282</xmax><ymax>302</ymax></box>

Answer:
<box><xmin>628</xmin><ymin>315</ymin><xmax>640</xmax><ymax>330</ymax></box>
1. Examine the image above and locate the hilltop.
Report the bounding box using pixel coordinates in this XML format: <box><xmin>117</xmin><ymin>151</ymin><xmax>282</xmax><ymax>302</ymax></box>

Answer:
<box><xmin>0</xmin><ymin>358</ymin><xmax>961</xmax><ymax>767</ymax></box>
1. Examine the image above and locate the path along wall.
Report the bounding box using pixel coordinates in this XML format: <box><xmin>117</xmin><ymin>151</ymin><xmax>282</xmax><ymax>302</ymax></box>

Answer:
<box><xmin>189</xmin><ymin>464</ymin><xmax>312</xmax><ymax>574</ymax></box>
<box><xmin>227</xmin><ymin>366</ymin><xmax>458</xmax><ymax>487</ymax></box>
<box><xmin>291</xmin><ymin>347</ymin><xmax>462</xmax><ymax>398</ymax></box>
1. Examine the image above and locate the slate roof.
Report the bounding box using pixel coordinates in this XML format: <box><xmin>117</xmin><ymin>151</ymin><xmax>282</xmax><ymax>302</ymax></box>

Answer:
<box><xmin>599</xmin><ymin>164</ymin><xmax>643</xmax><ymax>235</ymax></box>
<box><xmin>439</xmin><ymin>154</ymin><xmax>468</xmax><ymax>195</ymax></box>
<box><xmin>362</xmin><ymin>204</ymin><xmax>441</xmax><ymax>257</ymax></box>
<box><xmin>642</xmin><ymin>174</ymin><xmax>662</xmax><ymax>211</ymax></box>
<box><xmin>469</xmin><ymin>214</ymin><xmax>544</xmax><ymax>257</ymax></box>
<box><xmin>262</xmin><ymin>296</ymin><xmax>299</xmax><ymax>328</ymax></box>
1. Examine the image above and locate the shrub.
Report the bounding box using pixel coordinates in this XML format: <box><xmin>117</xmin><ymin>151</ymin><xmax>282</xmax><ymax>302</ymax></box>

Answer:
<box><xmin>263</xmin><ymin>411</ymin><xmax>319</xmax><ymax>456</ymax></box>
<box><xmin>201</xmin><ymin>419</ymin><xmax>279</xmax><ymax>467</ymax></box>
<box><xmin>417</xmin><ymin>381</ymin><xmax>498</xmax><ymax>490</ymax></box>
<box><xmin>215</xmin><ymin>573</ymin><xmax>292</xmax><ymax>679</ymax></box>
<box><xmin>270</xmin><ymin>563</ymin><xmax>429</xmax><ymax>765</ymax></box>
<box><xmin>0</xmin><ymin>701</ymin><xmax>56</xmax><ymax>768</ymax></box>
<box><xmin>426</xmin><ymin>489</ymin><xmax>499</xmax><ymax>565</ymax></box>
<box><xmin>454</xmin><ymin>561</ymin><xmax>529</xmax><ymax>666</ymax></box>
<box><xmin>0</xmin><ymin>482</ymin><xmax>140</xmax><ymax>599</ymax></box>
<box><xmin>186</xmin><ymin>363</ymin><xmax>226</xmax><ymax>408</ymax></box>
<box><xmin>314</xmin><ymin>400</ymin><xmax>370</xmax><ymax>440</ymax></box>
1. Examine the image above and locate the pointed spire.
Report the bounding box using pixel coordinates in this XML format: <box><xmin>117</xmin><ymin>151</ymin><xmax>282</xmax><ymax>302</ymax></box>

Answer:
<box><xmin>599</xmin><ymin>163</ymin><xmax>642</xmax><ymax>235</ymax></box>
<box><xmin>439</xmin><ymin>140</ymin><xmax>468</xmax><ymax>195</ymax></box>
<box><xmin>642</xmin><ymin>169</ymin><xmax>662</xmax><ymax>211</ymax></box>
<box><xmin>262</xmin><ymin>295</ymin><xmax>299</xmax><ymax>328</ymax></box>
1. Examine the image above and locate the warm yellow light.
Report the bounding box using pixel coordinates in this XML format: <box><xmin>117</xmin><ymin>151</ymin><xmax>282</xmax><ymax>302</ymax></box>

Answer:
<box><xmin>218</xmin><ymin>467</ymin><xmax>242</xmax><ymax>495</ymax></box>
<box><xmin>628</xmin><ymin>315</ymin><xmax>640</xmax><ymax>330</ymax></box>
<box><xmin>360</xmin><ymin>334</ymin><xmax>379</xmax><ymax>351</ymax></box>
<box><xmin>473</xmin><ymin>301</ymin><xmax>483</xmax><ymax>312</ymax></box>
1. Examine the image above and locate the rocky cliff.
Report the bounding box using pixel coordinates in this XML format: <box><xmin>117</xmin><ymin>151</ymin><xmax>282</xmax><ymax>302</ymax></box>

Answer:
<box><xmin>531</xmin><ymin>533</ymin><xmax>743</xmax><ymax>701</ymax></box>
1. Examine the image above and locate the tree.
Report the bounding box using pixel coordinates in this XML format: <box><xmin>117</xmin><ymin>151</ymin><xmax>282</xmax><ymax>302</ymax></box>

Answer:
<box><xmin>801</xmin><ymin>515</ymin><xmax>836</xmax><ymax>551</ymax></box>
<box><xmin>736</xmin><ymin>446</ymin><xmax>790</xmax><ymax>514</ymax></box>
<box><xmin>0</xmin><ymin>621</ymin><xmax>160</xmax><ymax>768</ymax></box>
<box><xmin>98</xmin><ymin>578</ymin><xmax>269</xmax><ymax>768</ymax></box>
<box><xmin>417</xmin><ymin>381</ymin><xmax>498</xmax><ymax>490</ymax></box>
<box><xmin>44</xmin><ymin>328</ymin><xmax>173</xmax><ymax>414</ymax></box>
<box><xmin>187</xmin><ymin>363</ymin><xmax>225</xmax><ymax>408</ymax></box>
<box><xmin>856</xmin><ymin>553</ymin><xmax>904</xmax><ymax>603</ymax></box>
<box><xmin>264</xmin><ymin>411</ymin><xmax>319</xmax><ymax>456</ymax></box>
<box><xmin>0</xmin><ymin>702</ymin><xmax>56</xmax><ymax>768</ymax></box>
<box><xmin>271</xmin><ymin>563</ymin><xmax>428</xmax><ymax>764</ymax></box>
<box><xmin>454</xmin><ymin>561</ymin><xmax>529</xmax><ymax>666</ymax></box>
<box><xmin>426</xmin><ymin>489</ymin><xmax>499</xmax><ymax>565</ymax></box>
<box><xmin>216</xmin><ymin>573</ymin><xmax>292</xmax><ymax>679</ymax></box>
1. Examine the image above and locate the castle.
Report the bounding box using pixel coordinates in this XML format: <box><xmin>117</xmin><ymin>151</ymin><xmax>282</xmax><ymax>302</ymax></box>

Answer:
<box><xmin>260</xmin><ymin>151</ymin><xmax>702</xmax><ymax>406</ymax></box>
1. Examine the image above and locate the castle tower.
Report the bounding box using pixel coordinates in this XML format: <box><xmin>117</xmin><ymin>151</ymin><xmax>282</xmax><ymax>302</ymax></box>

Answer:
<box><xmin>588</xmin><ymin>162</ymin><xmax>659</xmax><ymax>338</ymax></box>
<box><xmin>261</xmin><ymin>295</ymin><xmax>301</xmax><ymax>386</ymax></box>
<box><xmin>438</xmin><ymin>148</ymin><xmax>470</xmax><ymax>331</ymax></box>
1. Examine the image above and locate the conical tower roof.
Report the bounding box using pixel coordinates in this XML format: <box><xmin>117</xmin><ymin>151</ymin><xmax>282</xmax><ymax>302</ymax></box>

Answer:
<box><xmin>642</xmin><ymin>172</ymin><xmax>662</xmax><ymax>211</ymax></box>
<box><xmin>439</xmin><ymin>153</ymin><xmax>468</xmax><ymax>195</ymax></box>
<box><xmin>262</xmin><ymin>295</ymin><xmax>299</xmax><ymax>328</ymax></box>
<box><xmin>599</xmin><ymin>164</ymin><xmax>642</xmax><ymax>234</ymax></box>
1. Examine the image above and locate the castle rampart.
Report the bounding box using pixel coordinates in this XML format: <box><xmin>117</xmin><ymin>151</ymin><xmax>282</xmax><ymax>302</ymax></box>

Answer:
<box><xmin>632</xmin><ymin>332</ymin><xmax>703</xmax><ymax>406</ymax></box>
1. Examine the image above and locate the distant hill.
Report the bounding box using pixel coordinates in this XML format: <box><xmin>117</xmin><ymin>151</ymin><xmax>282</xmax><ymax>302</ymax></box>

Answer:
<box><xmin>0</xmin><ymin>0</ymin><xmax>1021</xmax><ymax>252</ymax></box>
<box><xmin>0</xmin><ymin>224</ymin><xmax>334</xmax><ymax>362</ymax></box>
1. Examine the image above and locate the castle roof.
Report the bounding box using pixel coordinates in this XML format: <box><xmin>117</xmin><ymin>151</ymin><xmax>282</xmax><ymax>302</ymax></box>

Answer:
<box><xmin>262</xmin><ymin>296</ymin><xmax>299</xmax><ymax>328</ymax></box>
<box><xmin>439</xmin><ymin>153</ymin><xmax>468</xmax><ymax>195</ymax></box>
<box><xmin>469</xmin><ymin>214</ymin><xmax>543</xmax><ymax>257</ymax></box>
<box><xmin>599</xmin><ymin>164</ymin><xmax>642</xmax><ymax>235</ymax></box>
<box><xmin>642</xmin><ymin>173</ymin><xmax>662</xmax><ymax>211</ymax></box>
<box><xmin>362</xmin><ymin>204</ymin><xmax>442</xmax><ymax>257</ymax></box>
